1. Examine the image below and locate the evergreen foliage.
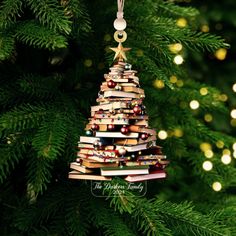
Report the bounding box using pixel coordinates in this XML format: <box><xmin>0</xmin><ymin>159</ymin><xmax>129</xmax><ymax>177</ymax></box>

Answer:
<box><xmin>0</xmin><ymin>0</ymin><xmax>235</xmax><ymax>235</ymax></box>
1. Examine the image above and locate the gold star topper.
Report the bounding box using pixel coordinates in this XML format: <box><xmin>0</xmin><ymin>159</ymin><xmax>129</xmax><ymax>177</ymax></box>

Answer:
<box><xmin>110</xmin><ymin>42</ymin><xmax>131</xmax><ymax>61</ymax></box>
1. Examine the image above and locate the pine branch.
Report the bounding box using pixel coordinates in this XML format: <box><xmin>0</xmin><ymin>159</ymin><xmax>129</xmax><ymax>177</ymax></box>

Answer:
<box><xmin>0</xmin><ymin>143</ymin><xmax>24</xmax><ymax>183</ymax></box>
<box><xmin>62</xmin><ymin>0</ymin><xmax>91</xmax><ymax>37</ymax></box>
<box><xmin>18</xmin><ymin>74</ymin><xmax>62</xmax><ymax>99</ymax></box>
<box><xmin>32</xmin><ymin>111</ymin><xmax>68</xmax><ymax>159</ymax></box>
<box><xmin>64</xmin><ymin>188</ymin><xmax>90</xmax><ymax>236</ymax></box>
<box><xmin>14</xmin><ymin>185</ymin><xmax>67</xmax><ymax>231</ymax></box>
<box><xmin>26</xmin><ymin>155</ymin><xmax>53</xmax><ymax>194</ymax></box>
<box><xmin>152</xmin><ymin>199</ymin><xmax>231</xmax><ymax>236</ymax></box>
<box><xmin>88</xmin><ymin>198</ymin><xmax>136</xmax><ymax>236</ymax></box>
<box><xmin>0</xmin><ymin>0</ymin><xmax>22</xmax><ymax>28</ymax></box>
<box><xmin>157</xmin><ymin>0</ymin><xmax>199</xmax><ymax>18</ymax></box>
<box><xmin>0</xmin><ymin>31</ymin><xmax>15</xmax><ymax>60</ymax></box>
<box><xmin>15</xmin><ymin>21</ymin><xmax>68</xmax><ymax>50</ymax></box>
<box><xmin>0</xmin><ymin>103</ymin><xmax>48</xmax><ymax>135</ymax></box>
<box><xmin>25</xmin><ymin>0</ymin><xmax>71</xmax><ymax>34</ymax></box>
<box><xmin>133</xmin><ymin>199</ymin><xmax>172</xmax><ymax>236</ymax></box>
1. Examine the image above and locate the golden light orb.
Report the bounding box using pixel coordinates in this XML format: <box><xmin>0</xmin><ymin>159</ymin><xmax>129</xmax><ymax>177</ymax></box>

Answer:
<box><xmin>212</xmin><ymin>182</ymin><xmax>222</xmax><ymax>192</ymax></box>
<box><xmin>202</xmin><ymin>161</ymin><xmax>213</xmax><ymax>171</ymax></box>
<box><xmin>158</xmin><ymin>130</ymin><xmax>168</xmax><ymax>140</ymax></box>
<box><xmin>189</xmin><ymin>100</ymin><xmax>200</xmax><ymax>110</ymax></box>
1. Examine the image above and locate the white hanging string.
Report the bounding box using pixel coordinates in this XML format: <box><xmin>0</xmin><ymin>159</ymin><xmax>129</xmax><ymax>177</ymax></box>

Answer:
<box><xmin>117</xmin><ymin>0</ymin><xmax>125</xmax><ymax>19</ymax></box>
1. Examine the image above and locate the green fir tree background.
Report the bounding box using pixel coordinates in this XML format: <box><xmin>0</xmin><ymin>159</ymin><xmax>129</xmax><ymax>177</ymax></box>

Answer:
<box><xmin>0</xmin><ymin>0</ymin><xmax>235</xmax><ymax>235</ymax></box>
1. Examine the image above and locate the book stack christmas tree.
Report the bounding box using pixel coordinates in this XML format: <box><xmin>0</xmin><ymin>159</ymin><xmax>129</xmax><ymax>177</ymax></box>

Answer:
<box><xmin>69</xmin><ymin>1</ymin><xmax>169</xmax><ymax>182</ymax></box>
<box><xmin>69</xmin><ymin>58</ymin><xmax>169</xmax><ymax>182</ymax></box>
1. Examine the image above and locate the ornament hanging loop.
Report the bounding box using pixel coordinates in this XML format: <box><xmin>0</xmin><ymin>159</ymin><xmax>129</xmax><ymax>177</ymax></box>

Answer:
<box><xmin>114</xmin><ymin>0</ymin><xmax>127</xmax><ymax>31</ymax></box>
<box><xmin>114</xmin><ymin>30</ymin><xmax>127</xmax><ymax>43</ymax></box>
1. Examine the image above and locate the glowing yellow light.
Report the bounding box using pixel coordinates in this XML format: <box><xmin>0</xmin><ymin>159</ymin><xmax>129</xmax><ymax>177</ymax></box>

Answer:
<box><xmin>221</xmin><ymin>154</ymin><xmax>231</xmax><ymax>165</ymax></box>
<box><xmin>84</xmin><ymin>59</ymin><xmax>92</xmax><ymax>67</ymax></box>
<box><xmin>201</xmin><ymin>25</ymin><xmax>210</xmax><ymax>32</ymax></box>
<box><xmin>176</xmin><ymin>18</ymin><xmax>187</xmax><ymax>27</ymax></box>
<box><xmin>230</xmin><ymin>119</ymin><xmax>236</xmax><ymax>127</ymax></box>
<box><xmin>233</xmin><ymin>143</ymin><xmax>236</xmax><ymax>150</ymax></box>
<box><xmin>136</xmin><ymin>49</ymin><xmax>144</xmax><ymax>57</ymax></box>
<box><xmin>204</xmin><ymin>150</ymin><xmax>214</xmax><ymax>158</ymax></box>
<box><xmin>174</xmin><ymin>128</ymin><xmax>183</xmax><ymax>137</ymax></box>
<box><xmin>202</xmin><ymin>161</ymin><xmax>213</xmax><ymax>171</ymax></box>
<box><xmin>216</xmin><ymin>140</ymin><xmax>224</xmax><ymax>149</ymax></box>
<box><xmin>233</xmin><ymin>83</ymin><xmax>236</xmax><ymax>92</ymax></box>
<box><xmin>189</xmin><ymin>100</ymin><xmax>200</xmax><ymax>110</ymax></box>
<box><xmin>223</xmin><ymin>149</ymin><xmax>231</xmax><ymax>155</ymax></box>
<box><xmin>200</xmin><ymin>142</ymin><xmax>212</xmax><ymax>152</ymax></box>
<box><xmin>169</xmin><ymin>43</ymin><xmax>183</xmax><ymax>53</ymax></box>
<box><xmin>153</xmin><ymin>80</ymin><xmax>165</xmax><ymax>89</ymax></box>
<box><xmin>219</xmin><ymin>94</ymin><xmax>228</xmax><ymax>102</ymax></box>
<box><xmin>215</xmin><ymin>48</ymin><xmax>227</xmax><ymax>60</ymax></box>
<box><xmin>176</xmin><ymin>80</ymin><xmax>184</xmax><ymax>87</ymax></box>
<box><xmin>204</xmin><ymin>114</ymin><xmax>213</xmax><ymax>122</ymax></box>
<box><xmin>170</xmin><ymin>75</ymin><xmax>178</xmax><ymax>83</ymax></box>
<box><xmin>200</xmin><ymin>87</ymin><xmax>208</xmax><ymax>96</ymax></box>
<box><xmin>174</xmin><ymin>55</ymin><xmax>184</xmax><ymax>65</ymax></box>
<box><xmin>212</xmin><ymin>182</ymin><xmax>222</xmax><ymax>192</ymax></box>
<box><xmin>158</xmin><ymin>130</ymin><xmax>168</xmax><ymax>140</ymax></box>
<box><xmin>233</xmin><ymin>151</ymin><xmax>236</xmax><ymax>158</ymax></box>
<box><xmin>230</xmin><ymin>109</ymin><xmax>236</xmax><ymax>119</ymax></box>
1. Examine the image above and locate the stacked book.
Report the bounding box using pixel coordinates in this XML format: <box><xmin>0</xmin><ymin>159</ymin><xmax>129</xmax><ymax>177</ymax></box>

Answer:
<box><xmin>69</xmin><ymin>61</ymin><xmax>169</xmax><ymax>182</ymax></box>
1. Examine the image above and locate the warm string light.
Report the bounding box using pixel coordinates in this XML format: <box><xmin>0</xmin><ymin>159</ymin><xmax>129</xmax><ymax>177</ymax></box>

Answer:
<box><xmin>216</xmin><ymin>140</ymin><xmax>224</xmax><ymax>149</ymax></box>
<box><xmin>189</xmin><ymin>100</ymin><xmax>200</xmax><ymax>110</ymax></box>
<box><xmin>204</xmin><ymin>114</ymin><xmax>213</xmax><ymax>122</ymax></box>
<box><xmin>202</xmin><ymin>161</ymin><xmax>213</xmax><ymax>171</ymax></box>
<box><xmin>212</xmin><ymin>182</ymin><xmax>222</xmax><ymax>191</ymax></box>
<box><xmin>169</xmin><ymin>43</ymin><xmax>183</xmax><ymax>53</ymax></box>
<box><xmin>232</xmin><ymin>83</ymin><xmax>236</xmax><ymax>92</ymax></box>
<box><xmin>221</xmin><ymin>154</ymin><xmax>231</xmax><ymax>165</ymax></box>
<box><xmin>201</xmin><ymin>24</ymin><xmax>210</xmax><ymax>33</ymax></box>
<box><xmin>174</xmin><ymin>55</ymin><xmax>184</xmax><ymax>65</ymax></box>
<box><xmin>176</xmin><ymin>18</ymin><xmax>187</xmax><ymax>27</ymax></box>
<box><xmin>204</xmin><ymin>149</ymin><xmax>214</xmax><ymax>158</ymax></box>
<box><xmin>170</xmin><ymin>75</ymin><xmax>178</xmax><ymax>83</ymax></box>
<box><xmin>200</xmin><ymin>87</ymin><xmax>208</xmax><ymax>96</ymax></box>
<box><xmin>219</xmin><ymin>94</ymin><xmax>228</xmax><ymax>102</ymax></box>
<box><xmin>153</xmin><ymin>80</ymin><xmax>165</xmax><ymax>89</ymax></box>
<box><xmin>230</xmin><ymin>109</ymin><xmax>236</xmax><ymax>119</ymax></box>
<box><xmin>200</xmin><ymin>142</ymin><xmax>212</xmax><ymax>152</ymax></box>
<box><xmin>158</xmin><ymin>130</ymin><xmax>168</xmax><ymax>140</ymax></box>
<box><xmin>214</xmin><ymin>48</ymin><xmax>227</xmax><ymax>60</ymax></box>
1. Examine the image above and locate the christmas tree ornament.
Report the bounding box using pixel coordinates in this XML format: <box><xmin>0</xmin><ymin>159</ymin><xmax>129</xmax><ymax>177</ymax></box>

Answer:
<box><xmin>125</xmin><ymin>63</ymin><xmax>132</xmax><ymax>70</ymax></box>
<box><xmin>115</xmin><ymin>84</ymin><xmax>122</xmax><ymax>90</ymax></box>
<box><xmin>91</xmin><ymin>123</ymin><xmax>99</xmax><ymax>131</ymax></box>
<box><xmin>107</xmin><ymin>124</ymin><xmax>115</xmax><ymax>131</ymax></box>
<box><xmin>85</xmin><ymin>130</ymin><xmax>93</xmax><ymax>136</ymax></box>
<box><xmin>140</xmin><ymin>133</ymin><xmax>149</xmax><ymax>140</ymax></box>
<box><xmin>69</xmin><ymin>0</ymin><xmax>168</xmax><ymax>181</ymax></box>
<box><xmin>118</xmin><ymin>147</ymin><xmax>127</xmax><ymax>156</ymax></box>
<box><xmin>133</xmin><ymin>105</ymin><xmax>142</xmax><ymax>115</ymax></box>
<box><xmin>120</xmin><ymin>125</ymin><xmax>129</xmax><ymax>134</ymax></box>
<box><xmin>107</xmin><ymin>80</ymin><xmax>117</xmax><ymax>88</ymax></box>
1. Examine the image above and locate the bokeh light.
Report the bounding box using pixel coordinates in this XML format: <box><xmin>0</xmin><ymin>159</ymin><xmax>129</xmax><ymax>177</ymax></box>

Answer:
<box><xmin>189</xmin><ymin>100</ymin><xmax>200</xmax><ymax>110</ymax></box>
<box><xmin>212</xmin><ymin>182</ymin><xmax>222</xmax><ymax>192</ymax></box>
<box><xmin>221</xmin><ymin>154</ymin><xmax>231</xmax><ymax>165</ymax></box>
<box><xmin>202</xmin><ymin>161</ymin><xmax>213</xmax><ymax>171</ymax></box>
<box><xmin>174</xmin><ymin>55</ymin><xmax>184</xmax><ymax>65</ymax></box>
<box><xmin>158</xmin><ymin>130</ymin><xmax>168</xmax><ymax>140</ymax></box>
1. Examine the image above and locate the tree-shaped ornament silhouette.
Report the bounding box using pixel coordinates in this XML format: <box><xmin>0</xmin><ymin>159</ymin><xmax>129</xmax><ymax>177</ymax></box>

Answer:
<box><xmin>69</xmin><ymin>0</ymin><xmax>169</xmax><ymax>181</ymax></box>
